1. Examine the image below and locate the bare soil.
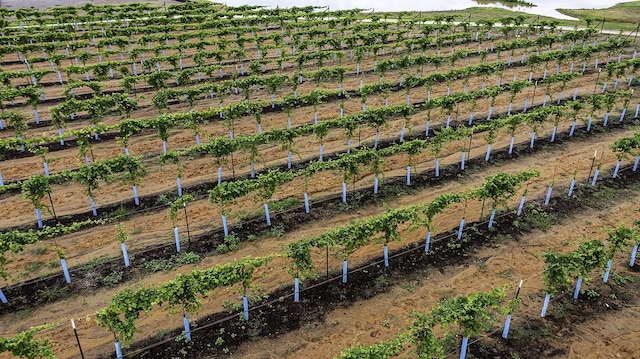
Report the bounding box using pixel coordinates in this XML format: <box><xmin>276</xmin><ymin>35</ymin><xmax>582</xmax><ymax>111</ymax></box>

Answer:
<box><xmin>1</xmin><ymin>6</ymin><xmax>639</xmax><ymax>359</ymax></box>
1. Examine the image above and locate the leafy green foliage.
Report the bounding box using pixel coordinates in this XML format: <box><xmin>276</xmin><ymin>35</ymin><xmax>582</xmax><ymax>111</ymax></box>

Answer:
<box><xmin>472</xmin><ymin>170</ymin><xmax>540</xmax><ymax>210</ymax></box>
<box><xmin>167</xmin><ymin>195</ymin><xmax>194</xmax><ymax>227</ymax></box>
<box><xmin>335</xmin><ymin>335</ymin><xmax>406</xmax><ymax>359</ymax></box>
<box><xmin>407</xmin><ymin>287</ymin><xmax>512</xmax><ymax>358</ymax></box>
<box><xmin>115</xmin><ymin>223</ymin><xmax>128</xmax><ymax>244</ymax></box>
<box><xmin>430</xmin><ymin>286</ymin><xmax>507</xmax><ymax>338</ymax></box>
<box><xmin>72</xmin><ymin>160</ymin><xmax>115</xmax><ymax>197</ymax></box>
<box><xmin>542</xmin><ymin>240</ymin><xmax>608</xmax><ymax>295</ymax></box>
<box><xmin>216</xmin><ymin>234</ymin><xmax>240</xmax><ymax>254</ymax></box>
<box><xmin>141</xmin><ymin>252</ymin><xmax>201</xmax><ymax>273</ymax></box>
<box><xmin>51</xmin><ymin>93</ymin><xmax>137</xmax><ymax>127</ymax></box>
<box><xmin>605</xmin><ymin>223</ymin><xmax>636</xmax><ymax>259</ymax></box>
<box><xmin>20</xmin><ymin>175</ymin><xmax>51</xmax><ymax>211</ymax></box>
<box><xmin>96</xmin><ymin>256</ymin><xmax>272</xmax><ymax>346</ymax></box>
<box><xmin>0</xmin><ymin>326</ymin><xmax>55</xmax><ymax>359</ymax></box>
<box><xmin>285</xmin><ymin>171</ymin><xmax>534</xmax><ymax>279</ymax></box>
<box><xmin>0</xmin><ymin>219</ymin><xmax>105</xmax><ymax>279</ymax></box>
<box><xmin>610</xmin><ymin>133</ymin><xmax>640</xmax><ymax>161</ymax></box>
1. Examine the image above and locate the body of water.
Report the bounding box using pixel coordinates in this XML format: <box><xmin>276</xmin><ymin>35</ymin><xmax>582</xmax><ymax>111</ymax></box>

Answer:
<box><xmin>216</xmin><ymin>0</ymin><xmax>635</xmax><ymax>20</ymax></box>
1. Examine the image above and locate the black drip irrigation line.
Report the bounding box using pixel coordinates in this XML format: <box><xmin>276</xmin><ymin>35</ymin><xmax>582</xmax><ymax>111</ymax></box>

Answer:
<box><xmin>3</xmin><ymin>82</ymin><xmax>635</xmax><ymax>233</ymax></box>
<box><xmin>0</xmin><ymin>119</ymin><xmax>634</xmax><ymax>313</ymax></box>
<box><xmin>2</xmin><ymin>39</ymin><xmax>630</xmax><ymax>158</ymax></box>
<box><xmin>0</xmin><ymin>32</ymin><xmax>617</xmax><ymax>161</ymax></box>
<box><xmin>11</xmin><ymin>52</ymin><xmax>637</xmax><ymax>160</ymax></box>
<box><xmin>446</xmin><ymin>264</ymin><xmax>633</xmax><ymax>359</ymax></box>
<box><xmin>109</xmin><ymin>163</ymin><xmax>639</xmax><ymax>359</ymax></box>
<box><xmin>118</xmin><ymin>214</ymin><xmax>515</xmax><ymax>358</ymax></box>
<box><xmin>444</xmin><ymin>281</ymin><xmax>577</xmax><ymax>358</ymax></box>
<box><xmin>4</xmin><ymin>32</ymin><xmax>410</xmax><ymax>104</ymax></box>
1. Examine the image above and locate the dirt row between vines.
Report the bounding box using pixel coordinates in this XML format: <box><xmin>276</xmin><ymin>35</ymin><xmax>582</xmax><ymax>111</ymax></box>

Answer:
<box><xmin>232</xmin><ymin>183</ymin><xmax>640</xmax><ymax>359</ymax></box>
<box><xmin>0</xmin><ymin>28</ymin><xmax>555</xmax><ymax>108</ymax></box>
<box><xmin>0</xmin><ymin>31</ymin><xmax>565</xmax><ymax>155</ymax></box>
<box><xmin>0</xmin><ymin>61</ymin><xmax>621</xmax><ymax>232</ymax></box>
<box><xmin>1</xmin><ymin>14</ymin><xmax>637</xmax><ymax>359</ymax></box>
<box><xmin>0</xmin><ymin>54</ymin><xmax>601</xmax><ymax>186</ymax></box>
<box><xmin>0</xmin><ymin>124</ymin><xmax>636</xmax><ymax>359</ymax></box>
<box><xmin>0</xmin><ymin>31</ymin><xmax>612</xmax><ymax>154</ymax></box>
<box><xmin>0</xmin><ymin>26</ymin><xmax>603</xmax><ymax>153</ymax></box>
<box><xmin>2</xmin><ymin>94</ymin><xmax>635</xmax><ymax>284</ymax></box>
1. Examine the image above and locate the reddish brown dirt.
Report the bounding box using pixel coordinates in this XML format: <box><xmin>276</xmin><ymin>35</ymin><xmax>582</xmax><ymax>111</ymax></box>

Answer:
<box><xmin>0</xmin><ymin>10</ymin><xmax>639</xmax><ymax>359</ymax></box>
<box><xmin>0</xmin><ymin>126</ymin><xmax>636</xmax><ymax>359</ymax></box>
<box><xmin>231</xmin><ymin>186</ymin><xmax>640</xmax><ymax>359</ymax></box>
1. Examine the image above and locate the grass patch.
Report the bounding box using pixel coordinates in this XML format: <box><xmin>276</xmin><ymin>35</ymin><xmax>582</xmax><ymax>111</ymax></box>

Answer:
<box><xmin>155</xmin><ymin>193</ymin><xmax>178</xmax><ymax>206</ymax></box>
<box><xmin>102</xmin><ymin>271</ymin><xmax>124</xmax><ymax>288</ymax></box>
<box><xmin>590</xmin><ymin>186</ymin><xmax>618</xmax><ymax>204</ymax></box>
<box><xmin>513</xmin><ymin>205</ymin><xmax>554</xmax><ymax>231</ymax></box>
<box><xmin>25</xmin><ymin>262</ymin><xmax>44</xmax><ymax>273</ymax></box>
<box><xmin>578</xmin><ymin>185</ymin><xmax>618</xmax><ymax>209</ymax></box>
<box><xmin>557</xmin><ymin>1</ymin><xmax>640</xmax><ymax>32</ymax></box>
<box><xmin>483</xmin><ymin>0</ymin><xmax>535</xmax><ymax>7</ymax></box>
<box><xmin>372</xmin><ymin>1</ymin><xmax>640</xmax><ymax>33</ymax></box>
<box><xmin>141</xmin><ymin>252</ymin><xmax>201</xmax><ymax>273</ymax></box>
<box><xmin>629</xmin><ymin>181</ymin><xmax>640</xmax><ymax>192</ymax></box>
<box><xmin>234</xmin><ymin>209</ymin><xmax>260</xmax><ymax>222</ymax></box>
<box><xmin>37</xmin><ymin>285</ymin><xmax>68</xmax><ymax>303</ymax></box>
<box><xmin>27</xmin><ymin>246</ymin><xmax>48</xmax><ymax>256</ymax></box>
<box><xmin>84</xmin><ymin>255</ymin><xmax>111</xmax><ymax>271</ymax></box>
<box><xmin>216</xmin><ymin>233</ymin><xmax>240</xmax><ymax>254</ymax></box>
<box><xmin>324</xmin><ymin>191</ymin><xmax>368</xmax><ymax>215</ymax></box>
<box><xmin>107</xmin><ymin>204</ymin><xmax>131</xmax><ymax>220</ymax></box>
<box><xmin>260</xmin><ymin>223</ymin><xmax>286</xmax><ymax>238</ymax></box>
<box><xmin>270</xmin><ymin>197</ymin><xmax>301</xmax><ymax>212</ymax></box>
<box><xmin>379</xmin><ymin>183</ymin><xmax>415</xmax><ymax>199</ymax></box>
